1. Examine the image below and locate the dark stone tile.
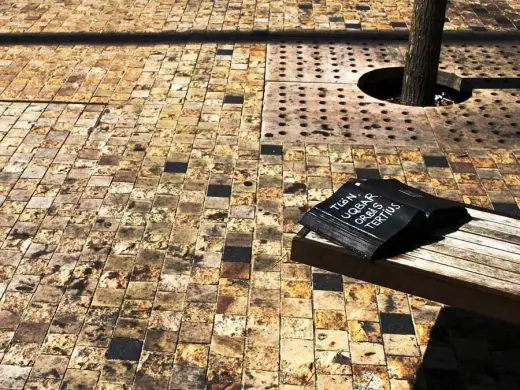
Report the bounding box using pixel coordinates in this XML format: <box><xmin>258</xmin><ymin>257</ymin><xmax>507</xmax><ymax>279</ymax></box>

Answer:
<box><xmin>261</xmin><ymin>144</ymin><xmax>283</xmax><ymax>155</ymax></box>
<box><xmin>390</xmin><ymin>21</ymin><xmax>407</xmax><ymax>28</ymax></box>
<box><xmin>380</xmin><ymin>313</ymin><xmax>415</xmax><ymax>335</ymax></box>
<box><xmin>355</xmin><ymin>168</ymin><xmax>381</xmax><ymax>179</ymax></box>
<box><xmin>107</xmin><ymin>337</ymin><xmax>143</xmax><ymax>361</ymax></box>
<box><xmin>356</xmin><ymin>4</ymin><xmax>370</xmax><ymax>11</ymax></box>
<box><xmin>99</xmin><ymin>155</ymin><xmax>121</xmax><ymax>166</ymax></box>
<box><xmin>207</xmin><ymin>184</ymin><xmax>232</xmax><ymax>198</ymax></box>
<box><xmin>217</xmin><ymin>49</ymin><xmax>233</xmax><ymax>55</ymax></box>
<box><xmin>329</xmin><ymin>16</ymin><xmax>344</xmax><ymax>22</ymax></box>
<box><xmin>424</xmin><ymin>155</ymin><xmax>449</xmax><ymax>168</ymax></box>
<box><xmin>222</xmin><ymin>246</ymin><xmax>252</xmax><ymax>263</ymax></box>
<box><xmin>250</xmin><ymin>288</ymin><xmax>279</xmax><ymax>308</ymax></box>
<box><xmin>163</xmin><ymin>258</ymin><xmax>193</xmax><ymax>274</ymax></box>
<box><xmin>495</xmin><ymin>16</ymin><xmax>512</xmax><ymax>26</ymax></box>
<box><xmin>346</xmin><ymin>23</ymin><xmax>361</xmax><ymax>29</ymax></box>
<box><xmin>472</xmin><ymin>6</ymin><xmax>489</xmax><ymax>15</ymax></box>
<box><xmin>313</xmin><ymin>273</ymin><xmax>343</xmax><ymax>292</ymax></box>
<box><xmin>222</xmin><ymin>262</ymin><xmax>250</xmax><ymax>279</ymax></box>
<box><xmin>449</xmin><ymin>162</ymin><xmax>476</xmax><ymax>173</ymax></box>
<box><xmin>13</xmin><ymin>322</ymin><xmax>49</xmax><ymax>343</ymax></box>
<box><xmin>223</xmin><ymin>95</ymin><xmax>244</xmax><ymax>104</ymax></box>
<box><xmin>492</xmin><ymin>202</ymin><xmax>520</xmax><ymax>216</ymax></box>
<box><xmin>298</xmin><ymin>3</ymin><xmax>312</xmax><ymax>9</ymax></box>
<box><xmin>164</xmin><ymin>162</ymin><xmax>188</xmax><ymax>174</ymax></box>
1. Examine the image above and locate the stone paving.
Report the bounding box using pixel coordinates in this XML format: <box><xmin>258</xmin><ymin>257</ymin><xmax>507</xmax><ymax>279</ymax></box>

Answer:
<box><xmin>0</xmin><ymin>1</ymin><xmax>520</xmax><ymax>390</ymax></box>
<box><xmin>1</xmin><ymin>0</ymin><xmax>520</xmax><ymax>33</ymax></box>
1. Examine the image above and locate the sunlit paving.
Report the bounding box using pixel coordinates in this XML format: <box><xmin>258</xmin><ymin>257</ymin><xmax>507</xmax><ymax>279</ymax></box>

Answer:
<box><xmin>0</xmin><ymin>0</ymin><xmax>519</xmax><ymax>389</ymax></box>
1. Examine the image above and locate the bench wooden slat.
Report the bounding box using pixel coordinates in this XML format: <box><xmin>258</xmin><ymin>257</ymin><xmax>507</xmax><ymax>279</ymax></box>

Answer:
<box><xmin>424</xmin><ymin>242</ymin><xmax>520</xmax><ymax>274</ymax></box>
<box><xmin>445</xmin><ymin>230</ymin><xmax>520</xmax><ymax>255</ymax></box>
<box><xmin>436</xmin><ymin>236</ymin><xmax>520</xmax><ymax>263</ymax></box>
<box><xmin>468</xmin><ymin>218</ymin><xmax>520</xmax><ymax>238</ymax></box>
<box><xmin>398</xmin><ymin>248</ymin><xmax>520</xmax><ymax>288</ymax></box>
<box><xmin>468</xmin><ymin>208</ymin><xmax>520</xmax><ymax>228</ymax></box>
<box><xmin>391</xmin><ymin>254</ymin><xmax>520</xmax><ymax>297</ymax></box>
<box><xmin>460</xmin><ymin>220</ymin><xmax>520</xmax><ymax>245</ymax></box>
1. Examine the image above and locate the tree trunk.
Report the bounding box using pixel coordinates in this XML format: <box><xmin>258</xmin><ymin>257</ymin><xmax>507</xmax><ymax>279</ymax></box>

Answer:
<box><xmin>401</xmin><ymin>0</ymin><xmax>447</xmax><ymax>106</ymax></box>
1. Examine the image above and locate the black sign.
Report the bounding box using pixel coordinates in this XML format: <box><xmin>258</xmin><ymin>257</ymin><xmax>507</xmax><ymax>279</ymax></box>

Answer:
<box><xmin>300</xmin><ymin>180</ymin><xmax>469</xmax><ymax>260</ymax></box>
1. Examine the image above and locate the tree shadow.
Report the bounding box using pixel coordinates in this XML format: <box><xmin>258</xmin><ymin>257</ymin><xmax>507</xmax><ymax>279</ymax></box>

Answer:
<box><xmin>0</xmin><ymin>30</ymin><xmax>519</xmax><ymax>45</ymax></box>
<box><xmin>414</xmin><ymin>307</ymin><xmax>520</xmax><ymax>390</ymax></box>
<box><xmin>464</xmin><ymin>77</ymin><xmax>520</xmax><ymax>89</ymax></box>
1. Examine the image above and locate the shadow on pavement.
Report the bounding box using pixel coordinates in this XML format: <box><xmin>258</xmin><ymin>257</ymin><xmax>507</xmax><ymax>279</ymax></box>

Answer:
<box><xmin>414</xmin><ymin>306</ymin><xmax>520</xmax><ymax>390</ymax></box>
<box><xmin>0</xmin><ymin>30</ymin><xmax>519</xmax><ymax>45</ymax></box>
<box><xmin>465</xmin><ymin>78</ymin><xmax>520</xmax><ymax>89</ymax></box>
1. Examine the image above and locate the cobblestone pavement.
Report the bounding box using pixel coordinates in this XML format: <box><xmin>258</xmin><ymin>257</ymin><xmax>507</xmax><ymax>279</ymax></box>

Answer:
<box><xmin>1</xmin><ymin>0</ymin><xmax>520</xmax><ymax>33</ymax></box>
<box><xmin>1</xmin><ymin>9</ymin><xmax>520</xmax><ymax>390</ymax></box>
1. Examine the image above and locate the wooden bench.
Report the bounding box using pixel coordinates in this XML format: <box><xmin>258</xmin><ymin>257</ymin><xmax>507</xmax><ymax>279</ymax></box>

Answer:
<box><xmin>291</xmin><ymin>207</ymin><xmax>520</xmax><ymax>324</ymax></box>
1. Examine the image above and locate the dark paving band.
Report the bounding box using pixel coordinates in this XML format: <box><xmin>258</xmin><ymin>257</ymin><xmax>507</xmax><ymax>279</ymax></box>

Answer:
<box><xmin>1</xmin><ymin>30</ymin><xmax>519</xmax><ymax>45</ymax></box>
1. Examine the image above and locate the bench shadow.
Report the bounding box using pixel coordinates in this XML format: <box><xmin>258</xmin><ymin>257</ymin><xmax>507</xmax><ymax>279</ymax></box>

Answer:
<box><xmin>413</xmin><ymin>306</ymin><xmax>520</xmax><ymax>390</ymax></box>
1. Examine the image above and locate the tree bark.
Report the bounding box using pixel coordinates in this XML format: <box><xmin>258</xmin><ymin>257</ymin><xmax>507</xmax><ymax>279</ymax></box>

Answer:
<box><xmin>401</xmin><ymin>0</ymin><xmax>448</xmax><ymax>106</ymax></box>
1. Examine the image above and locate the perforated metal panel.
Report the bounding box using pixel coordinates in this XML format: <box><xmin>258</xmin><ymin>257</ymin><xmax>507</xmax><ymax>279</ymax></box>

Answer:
<box><xmin>438</xmin><ymin>44</ymin><xmax>520</xmax><ymax>78</ymax></box>
<box><xmin>267</xmin><ymin>41</ymin><xmax>404</xmax><ymax>83</ymax></box>
<box><xmin>262</xmin><ymin>82</ymin><xmax>437</xmax><ymax>145</ymax></box>
<box><xmin>263</xmin><ymin>42</ymin><xmax>520</xmax><ymax>148</ymax></box>
<box><xmin>426</xmin><ymin>89</ymin><xmax>520</xmax><ymax>148</ymax></box>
